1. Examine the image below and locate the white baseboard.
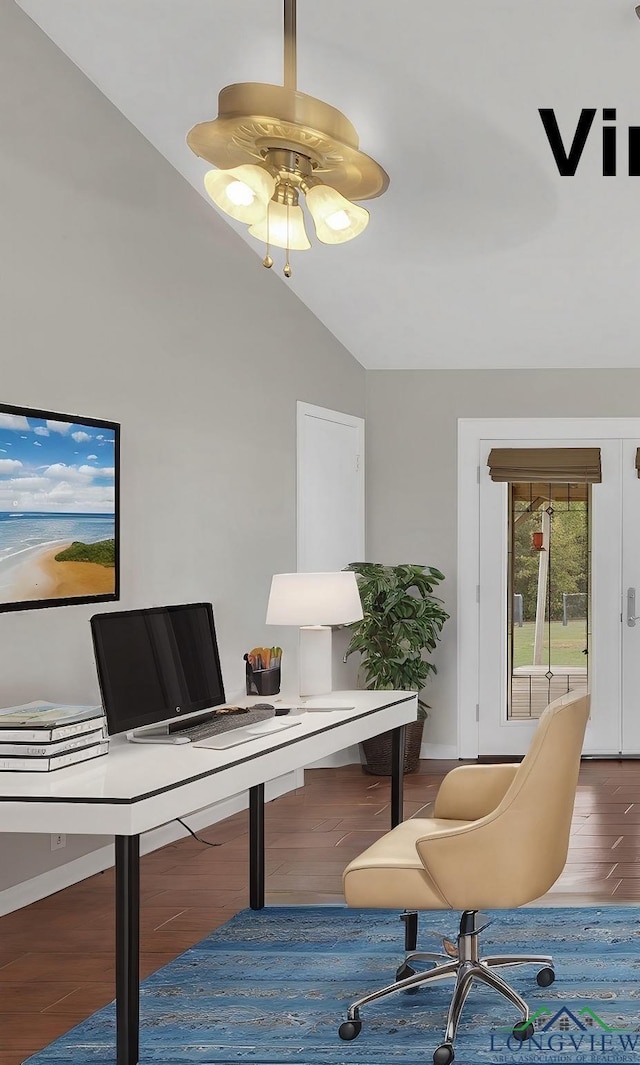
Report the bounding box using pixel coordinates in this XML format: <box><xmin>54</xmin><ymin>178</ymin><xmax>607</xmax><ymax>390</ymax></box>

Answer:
<box><xmin>420</xmin><ymin>742</ymin><xmax>459</xmax><ymax>760</ymax></box>
<box><xmin>0</xmin><ymin>769</ymin><xmax>303</xmax><ymax>918</ymax></box>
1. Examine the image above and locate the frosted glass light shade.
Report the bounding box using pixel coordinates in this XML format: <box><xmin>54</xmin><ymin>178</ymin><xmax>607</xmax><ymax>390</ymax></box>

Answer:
<box><xmin>305</xmin><ymin>185</ymin><xmax>369</xmax><ymax>244</ymax></box>
<box><xmin>204</xmin><ymin>165</ymin><xmax>275</xmax><ymax>224</ymax></box>
<box><xmin>266</xmin><ymin>572</ymin><xmax>363</xmax><ymax>627</ymax></box>
<box><xmin>248</xmin><ymin>201</ymin><xmax>311</xmax><ymax>250</ymax></box>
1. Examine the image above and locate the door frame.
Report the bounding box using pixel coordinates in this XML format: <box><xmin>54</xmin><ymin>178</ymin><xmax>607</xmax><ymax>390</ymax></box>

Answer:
<box><xmin>458</xmin><ymin>417</ymin><xmax>640</xmax><ymax>759</ymax></box>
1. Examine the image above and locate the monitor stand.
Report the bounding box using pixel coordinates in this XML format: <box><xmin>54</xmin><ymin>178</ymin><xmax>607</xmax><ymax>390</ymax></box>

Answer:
<box><xmin>127</xmin><ymin>709</ymin><xmax>216</xmax><ymax>745</ymax></box>
<box><xmin>128</xmin><ymin>729</ymin><xmax>189</xmax><ymax>745</ymax></box>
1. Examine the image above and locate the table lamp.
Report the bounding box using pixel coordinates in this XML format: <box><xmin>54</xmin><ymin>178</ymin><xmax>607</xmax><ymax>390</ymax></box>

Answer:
<box><xmin>266</xmin><ymin>571</ymin><xmax>363</xmax><ymax>697</ymax></box>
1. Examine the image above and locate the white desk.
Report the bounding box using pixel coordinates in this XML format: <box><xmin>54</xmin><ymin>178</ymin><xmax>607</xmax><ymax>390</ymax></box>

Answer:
<box><xmin>0</xmin><ymin>691</ymin><xmax>417</xmax><ymax>1065</ymax></box>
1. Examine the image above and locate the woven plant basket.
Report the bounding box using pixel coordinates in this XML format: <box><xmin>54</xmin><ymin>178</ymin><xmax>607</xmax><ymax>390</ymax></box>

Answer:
<box><xmin>361</xmin><ymin>718</ymin><xmax>425</xmax><ymax>776</ymax></box>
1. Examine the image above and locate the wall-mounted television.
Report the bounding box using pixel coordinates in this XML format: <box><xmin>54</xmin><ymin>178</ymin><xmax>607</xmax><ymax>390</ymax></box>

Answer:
<box><xmin>0</xmin><ymin>402</ymin><xmax>120</xmax><ymax>613</ymax></box>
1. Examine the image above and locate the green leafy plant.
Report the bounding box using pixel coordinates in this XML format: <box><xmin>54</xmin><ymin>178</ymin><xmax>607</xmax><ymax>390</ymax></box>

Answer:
<box><xmin>344</xmin><ymin>563</ymin><xmax>449</xmax><ymax>719</ymax></box>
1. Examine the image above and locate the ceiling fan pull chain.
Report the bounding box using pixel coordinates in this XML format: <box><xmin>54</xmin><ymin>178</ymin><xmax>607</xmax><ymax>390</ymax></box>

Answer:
<box><xmin>284</xmin><ymin>201</ymin><xmax>292</xmax><ymax>277</ymax></box>
<box><xmin>262</xmin><ymin>200</ymin><xmax>274</xmax><ymax>269</ymax></box>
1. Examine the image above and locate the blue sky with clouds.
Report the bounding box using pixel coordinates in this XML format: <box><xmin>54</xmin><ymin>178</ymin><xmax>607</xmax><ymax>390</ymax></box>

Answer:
<box><xmin>0</xmin><ymin>410</ymin><xmax>116</xmax><ymax>513</ymax></box>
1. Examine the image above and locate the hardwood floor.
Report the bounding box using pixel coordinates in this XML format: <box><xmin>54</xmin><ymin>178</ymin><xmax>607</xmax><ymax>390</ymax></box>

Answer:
<box><xmin>1</xmin><ymin>758</ymin><xmax>639</xmax><ymax>1064</ymax></box>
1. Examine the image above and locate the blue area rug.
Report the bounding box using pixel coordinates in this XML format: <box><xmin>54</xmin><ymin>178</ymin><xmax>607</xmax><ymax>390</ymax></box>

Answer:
<box><xmin>26</xmin><ymin>905</ymin><xmax>640</xmax><ymax>1065</ymax></box>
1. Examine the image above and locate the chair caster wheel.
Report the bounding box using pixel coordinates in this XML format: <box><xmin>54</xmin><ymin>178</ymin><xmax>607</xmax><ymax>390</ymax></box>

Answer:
<box><xmin>433</xmin><ymin>1043</ymin><xmax>454</xmax><ymax>1065</ymax></box>
<box><xmin>512</xmin><ymin>1021</ymin><xmax>534</xmax><ymax>1042</ymax></box>
<box><xmin>536</xmin><ymin>966</ymin><xmax>555</xmax><ymax>987</ymax></box>
<box><xmin>338</xmin><ymin>1020</ymin><xmax>362</xmax><ymax>1041</ymax></box>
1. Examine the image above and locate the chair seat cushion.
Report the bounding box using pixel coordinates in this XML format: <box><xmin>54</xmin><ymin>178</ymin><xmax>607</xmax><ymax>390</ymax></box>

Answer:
<box><xmin>343</xmin><ymin>817</ymin><xmax>471</xmax><ymax>909</ymax></box>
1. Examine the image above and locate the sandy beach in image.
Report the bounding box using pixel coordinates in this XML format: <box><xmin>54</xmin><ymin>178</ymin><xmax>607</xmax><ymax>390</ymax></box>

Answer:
<box><xmin>4</xmin><ymin>543</ymin><xmax>115</xmax><ymax>602</ymax></box>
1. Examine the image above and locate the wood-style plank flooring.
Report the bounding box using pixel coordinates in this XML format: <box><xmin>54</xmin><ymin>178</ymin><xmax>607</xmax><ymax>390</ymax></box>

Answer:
<box><xmin>1</xmin><ymin>758</ymin><xmax>640</xmax><ymax>1065</ymax></box>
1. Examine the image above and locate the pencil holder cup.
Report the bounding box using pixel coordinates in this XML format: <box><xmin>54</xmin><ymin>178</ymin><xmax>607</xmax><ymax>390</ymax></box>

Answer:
<box><xmin>246</xmin><ymin>663</ymin><xmax>281</xmax><ymax>697</ymax></box>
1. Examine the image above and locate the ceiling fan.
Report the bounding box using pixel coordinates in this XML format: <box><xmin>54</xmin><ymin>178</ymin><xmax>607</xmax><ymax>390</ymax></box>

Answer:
<box><xmin>186</xmin><ymin>0</ymin><xmax>389</xmax><ymax>277</ymax></box>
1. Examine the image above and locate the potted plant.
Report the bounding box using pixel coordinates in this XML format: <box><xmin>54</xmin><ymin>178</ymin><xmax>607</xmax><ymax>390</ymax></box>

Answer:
<box><xmin>343</xmin><ymin>562</ymin><xmax>449</xmax><ymax>775</ymax></box>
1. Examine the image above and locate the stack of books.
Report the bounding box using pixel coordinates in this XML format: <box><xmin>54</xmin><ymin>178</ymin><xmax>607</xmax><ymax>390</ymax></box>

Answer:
<box><xmin>0</xmin><ymin>701</ymin><xmax>108</xmax><ymax>772</ymax></box>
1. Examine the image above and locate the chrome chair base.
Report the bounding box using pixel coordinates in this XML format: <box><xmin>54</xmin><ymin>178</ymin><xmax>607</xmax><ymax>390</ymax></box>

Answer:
<box><xmin>338</xmin><ymin>910</ymin><xmax>554</xmax><ymax>1064</ymax></box>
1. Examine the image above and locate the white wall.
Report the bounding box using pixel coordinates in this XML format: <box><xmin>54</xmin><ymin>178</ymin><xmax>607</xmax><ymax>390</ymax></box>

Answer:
<box><xmin>0</xmin><ymin>2</ymin><xmax>364</xmax><ymax>894</ymax></box>
<box><xmin>366</xmin><ymin>368</ymin><xmax>640</xmax><ymax>752</ymax></box>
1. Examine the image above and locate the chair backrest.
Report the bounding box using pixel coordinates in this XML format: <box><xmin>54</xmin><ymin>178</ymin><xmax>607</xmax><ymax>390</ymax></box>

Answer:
<box><xmin>414</xmin><ymin>690</ymin><xmax>589</xmax><ymax>909</ymax></box>
<box><xmin>492</xmin><ymin>689</ymin><xmax>590</xmax><ymax>895</ymax></box>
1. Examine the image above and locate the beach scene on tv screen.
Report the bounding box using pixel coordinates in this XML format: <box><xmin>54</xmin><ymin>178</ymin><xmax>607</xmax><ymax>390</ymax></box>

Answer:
<box><xmin>0</xmin><ymin>409</ymin><xmax>116</xmax><ymax>605</ymax></box>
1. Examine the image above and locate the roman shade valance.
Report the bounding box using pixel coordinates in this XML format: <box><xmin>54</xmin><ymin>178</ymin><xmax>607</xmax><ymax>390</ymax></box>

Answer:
<box><xmin>487</xmin><ymin>448</ymin><xmax>601</xmax><ymax>484</ymax></box>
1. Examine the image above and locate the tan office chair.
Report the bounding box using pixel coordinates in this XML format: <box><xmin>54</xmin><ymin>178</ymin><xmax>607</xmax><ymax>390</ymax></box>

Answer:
<box><xmin>338</xmin><ymin>690</ymin><xmax>589</xmax><ymax>1065</ymax></box>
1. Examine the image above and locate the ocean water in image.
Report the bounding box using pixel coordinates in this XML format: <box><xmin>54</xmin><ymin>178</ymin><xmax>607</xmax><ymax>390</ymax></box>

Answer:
<box><xmin>0</xmin><ymin>512</ymin><xmax>115</xmax><ymax>596</ymax></box>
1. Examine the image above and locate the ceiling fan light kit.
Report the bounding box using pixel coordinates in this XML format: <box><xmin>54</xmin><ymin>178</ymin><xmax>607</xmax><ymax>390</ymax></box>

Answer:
<box><xmin>186</xmin><ymin>0</ymin><xmax>389</xmax><ymax>277</ymax></box>
<box><xmin>249</xmin><ymin>199</ymin><xmax>311</xmax><ymax>252</ymax></box>
<box><xmin>203</xmin><ymin>164</ymin><xmax>276</xmax><ymax>225</ymax></box>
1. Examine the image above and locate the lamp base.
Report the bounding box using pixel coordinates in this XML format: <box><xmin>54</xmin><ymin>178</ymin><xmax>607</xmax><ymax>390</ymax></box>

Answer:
<box><xmin>299</xmin><ymin>626</ymin><xmax>332</xmax><ymax>697</ymax></box>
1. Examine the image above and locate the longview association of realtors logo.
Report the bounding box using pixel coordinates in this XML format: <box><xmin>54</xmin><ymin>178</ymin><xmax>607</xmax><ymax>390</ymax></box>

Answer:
<box><xmin>488</xmin><ymin>1003</ymin><xmax>640</xmax><ymax>1063</ymax></box>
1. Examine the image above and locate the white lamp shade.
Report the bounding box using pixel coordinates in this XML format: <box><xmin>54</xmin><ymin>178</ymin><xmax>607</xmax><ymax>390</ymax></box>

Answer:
<box><xmin>266</xmin><ymin>571</ymin><xmax>363</xmax><ymax>627</ymax></box>
<box><xmin>248</xmin><ymin>201</ymin><xmax>311</xmax><ymax>250</ymax></box>
<box><xmin>305</xmin><ymin>185</ymin><xmax>369</xmax><ymax>245</ymax></box>
<box><xmin>204</xmin><ymin>165</ymin><xmax>275</xmax><ymax>224</ymax></box>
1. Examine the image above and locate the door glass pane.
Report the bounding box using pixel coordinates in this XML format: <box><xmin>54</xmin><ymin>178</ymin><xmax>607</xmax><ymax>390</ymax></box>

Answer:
<box><xmin>507</xmin><ymin>482</ymin><xmax>590</xmax><ymax>719</ymax></box>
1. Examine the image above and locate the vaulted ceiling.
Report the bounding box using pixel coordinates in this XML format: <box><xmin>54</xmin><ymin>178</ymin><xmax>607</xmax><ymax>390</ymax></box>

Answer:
<box><xmin>15</xmin><ymin>0</ymin><xmax>640</xmax><ymax>368</ymax></box>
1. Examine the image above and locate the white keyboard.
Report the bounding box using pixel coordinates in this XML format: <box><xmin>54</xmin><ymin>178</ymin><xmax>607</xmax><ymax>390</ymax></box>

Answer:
<box><xmin>193</xmin><ymin>717</ymin><xmax>301</xmax><ymax>750</ymax></box>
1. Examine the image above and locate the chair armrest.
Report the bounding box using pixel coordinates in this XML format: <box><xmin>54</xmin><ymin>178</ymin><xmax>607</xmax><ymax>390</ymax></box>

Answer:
<box><xmin>433</xmin><ymin>764</ymin><xmax>519</xmax><ymax>821</ymax></box>
<box><xmin>414</xmin><ymin>804</ymin><xmax>562</xmax><ymax>910</ymax></box>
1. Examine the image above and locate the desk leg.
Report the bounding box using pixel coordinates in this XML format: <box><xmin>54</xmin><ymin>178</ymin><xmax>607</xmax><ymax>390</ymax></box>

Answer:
<box><xmin>249</xmin><ymin>783</ymin><xmax>265</xmax><ymax>910</ymax></box>
<box><xmin>390</xmin><ymin>724</ymin><xmax>405</xmax><ymax>827</ymax></box>
<box><xmin>115</xmin><ymin>834</ymin><xmax>140</xmax><ymax>1065</ymax></box>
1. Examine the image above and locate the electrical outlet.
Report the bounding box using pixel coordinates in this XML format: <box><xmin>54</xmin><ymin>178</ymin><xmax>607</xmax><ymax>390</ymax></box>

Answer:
<box><xmin>50</xmin><ymin>833</ymin><xmax>66</xmax><ymax>851</ymax></box>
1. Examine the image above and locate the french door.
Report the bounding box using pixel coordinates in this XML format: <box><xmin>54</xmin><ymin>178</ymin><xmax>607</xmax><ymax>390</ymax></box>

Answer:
<box><xmin>460</xmin><ymin>420</ymin><xmax>640</xmax><ymax>757</ymax></box>
<box><xmin>620</xmin><ymin>438</ymin><xmax>640</xmax><ymax>753</ymax></box>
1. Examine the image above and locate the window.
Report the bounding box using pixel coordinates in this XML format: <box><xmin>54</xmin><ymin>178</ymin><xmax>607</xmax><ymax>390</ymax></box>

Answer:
<box><xmin>507</xmin><ymin>482</ymin><xmax>590</xmax><ymax>719</ymax></box>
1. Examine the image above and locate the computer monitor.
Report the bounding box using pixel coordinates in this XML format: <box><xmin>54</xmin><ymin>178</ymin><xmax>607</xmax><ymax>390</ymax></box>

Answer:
<box><xmin>90</xmin><ymin>602</ymin><xmax>226</xmax><ymax>737</ymax></box>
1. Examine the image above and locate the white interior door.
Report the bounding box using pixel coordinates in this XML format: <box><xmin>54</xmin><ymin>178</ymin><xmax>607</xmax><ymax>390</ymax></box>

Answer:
<box><xmin>459</xmin><ymin>419</ymin><xmax>640</xmax><ymax>758</ymax></box>
<box><xmin>296</xmin><ymin>402</ymin><xmax>364</xmax><ymax>572</ymax></box>
<box><xmin>296</xmin><ymin>403</ymin><xmax>365</xmax><ymax>768</ymax></box>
